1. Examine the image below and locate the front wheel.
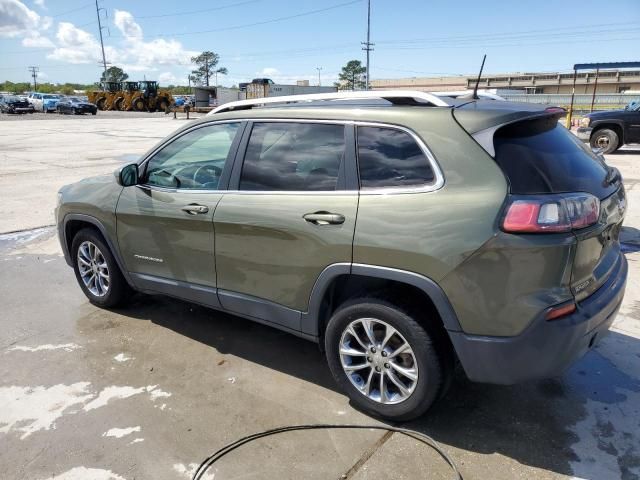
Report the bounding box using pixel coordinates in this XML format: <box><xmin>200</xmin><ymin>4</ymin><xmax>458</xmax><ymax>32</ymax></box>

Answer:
<box><xmin>71</xmin><ymin>228</ymin><xmax>131</xmax><ymax>308</ymax></box>
<box><xmin>325</xmin><ymin>298</ymin><xmax>451</xmax><ymax>421</ymax></box>
<box><xmin>590</xmin><ymin>128</ymin><xmax>619</xmax><ymax>154</ymax></box>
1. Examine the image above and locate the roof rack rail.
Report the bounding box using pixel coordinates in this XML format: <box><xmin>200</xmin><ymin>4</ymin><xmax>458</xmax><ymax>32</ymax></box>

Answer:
<box><xmin>207</xmin><ymin>90</ymin><xmax>451</xmax><ymax>115</ymax></box>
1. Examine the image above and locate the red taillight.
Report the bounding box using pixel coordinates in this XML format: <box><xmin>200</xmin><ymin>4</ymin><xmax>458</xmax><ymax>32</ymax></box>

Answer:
<box><xmin>545</xmin><ymin>302</ymin><xmax>576</xmax><ymax>321</ymax></box>
<box><xmin>502</xmin><ymin>193</ymin><xmax>600</xmax><ymax>234</ymax></box>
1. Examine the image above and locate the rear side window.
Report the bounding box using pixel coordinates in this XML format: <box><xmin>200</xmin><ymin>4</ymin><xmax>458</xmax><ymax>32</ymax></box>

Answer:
<box><xmin>240</xmin><ymin>122</ymin><xmax>345</xmax><ymax>191</ymax></box>
<box><xmin>357</xmin><ymin>126</ymin><xmax>435</xmax><ymax>189</ymax></box>
<box><xmin>494</xmin><ymin>117</ymin><xmax>616</xmax><ymax>198</ymax></box>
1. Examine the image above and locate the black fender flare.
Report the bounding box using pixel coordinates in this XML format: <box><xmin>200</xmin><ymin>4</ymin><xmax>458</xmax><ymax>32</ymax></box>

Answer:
<box><xmin>301</xmin><ymin>263</ymin><xmax>462</xmax><ymax>337</ymax></box>
<box><xmin>590</xmin><ymin>119</ymin><xmax>625</xmax><ymax>143</ymax></box>
<box><xmin>60</xmin><ymin>213</ymin><xmax>134</xmax><ymax>287</ymax></box>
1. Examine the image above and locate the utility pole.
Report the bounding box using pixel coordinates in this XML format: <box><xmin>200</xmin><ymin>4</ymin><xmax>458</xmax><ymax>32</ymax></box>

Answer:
<box><xmin>361</xmin><ymin>0</ymin><xmax>373</xmax><ymax>90</ymax></box>
<box><xmin>317</xmin><ymin>67</ymin><xmax>322</xmax><ymax>87</ymax></box>
<box><xmin>95</xmin><ymin>0</ymin><xmax>108</xmax><ymax>90</ymax></box>
<box><xmin>28</xmin><ymin>66</ymin><xmax>39</xmax><ymax>91</ymax></box>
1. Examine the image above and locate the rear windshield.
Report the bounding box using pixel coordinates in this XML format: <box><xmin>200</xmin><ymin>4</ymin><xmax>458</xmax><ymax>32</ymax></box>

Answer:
<box><xmin>493</xmin><ymin>116</ymin><xmax>616</xmax><ymax>198</ymax></box>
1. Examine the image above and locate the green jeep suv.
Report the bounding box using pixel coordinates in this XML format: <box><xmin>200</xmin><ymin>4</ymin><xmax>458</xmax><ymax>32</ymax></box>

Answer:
<box><xmin>56</xmin><ymin>91</ymin><xmax>627</xmax><ymax>420</ymax></box>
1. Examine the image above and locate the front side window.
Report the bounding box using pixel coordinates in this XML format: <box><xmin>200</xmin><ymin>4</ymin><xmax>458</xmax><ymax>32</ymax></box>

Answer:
<box><xmin>239</xmin><ymin>122</ymin><xmax>345</xmax><ymax>191</ymax></box>
<box><xmin>145</xmin><ymin>122</ymin><xmax>240</xmax><ymax>190</ymax></box>
<box><xmin>357</xmin><ymin>126</ymin><xmax>435</xmax><ymax>189</ymax></box>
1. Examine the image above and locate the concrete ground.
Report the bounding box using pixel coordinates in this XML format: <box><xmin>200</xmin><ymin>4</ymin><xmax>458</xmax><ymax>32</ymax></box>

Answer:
<box><xmin>0</xmin><ymin>115</ymin><xmax>639</xmax><ymax>480</ymax></box>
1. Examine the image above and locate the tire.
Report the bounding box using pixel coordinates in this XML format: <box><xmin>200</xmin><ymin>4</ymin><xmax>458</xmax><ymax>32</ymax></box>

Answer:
<box><xmin>71</xmin><ymin>228</ymin><xmax>131</xmax><ymax>308</ymax></box>
<box><xmin>132</xmin><ymin>97</ymin><xmax>145</xmax><ymax>112</ymax></box>
<box><xmin>72</xmin><ymin>108</ymin><xmax>76</xmax><ymax>115</ymax></box>
<box><xmin>91</xmin><ymin>110</ymin><xmax>97</xmax><ymax>115</ymax></box>
<box><xmin>590</xmin><ymin>128</ymin><xmax>619</xmax><ymax>154</ymax></box>
<box><xmin>324</xmin><ymin>298</ymin><xmax>451</xmax><ymax>421</ymax></box>
<box><xmin>158</xmin><ymin>98</ymin><xmax>169</xmax><ymax>111</ymax></box>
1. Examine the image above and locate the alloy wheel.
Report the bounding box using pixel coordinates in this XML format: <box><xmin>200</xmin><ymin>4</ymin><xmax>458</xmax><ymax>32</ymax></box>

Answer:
<box><xmin>77</xmin><ymin>241</ymin><xmax>110</xmax><ymax>297</ymax></box>
<box><xmin>339</xmin><ymin>318</ymin><xmax>418</xmax><ymax>404</ymax></box>
<box><xmin>595</xmin><ymin>134</ymin><xmax>610</xmax><ymax>149</ymax></box>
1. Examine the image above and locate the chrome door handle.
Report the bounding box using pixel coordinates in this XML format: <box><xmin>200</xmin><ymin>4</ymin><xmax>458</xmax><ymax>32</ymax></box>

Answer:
<box><xmin>181</xmin><ymin>204</ymin><xmax>209</xmax><ymax>215</ymax></box>
<box><xmin>303</xmin><ymin>212</ymin><xmax>345</xmax><ymax>225</ymax></box>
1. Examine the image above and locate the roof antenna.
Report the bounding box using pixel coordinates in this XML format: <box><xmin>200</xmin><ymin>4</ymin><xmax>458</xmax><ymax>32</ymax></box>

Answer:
<box><xmin>472</xmin><ymin>54</ymin><xmax>487</xmax><ymax>100</ymax></box>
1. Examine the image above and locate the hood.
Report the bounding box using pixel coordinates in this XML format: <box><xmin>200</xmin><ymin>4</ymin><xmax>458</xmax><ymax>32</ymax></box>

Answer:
<box><xmin>5</xmin><ymin>99</ymin><xmax>29</xmax><ymax>105</ymax></box>
<box><xmin>585</xmin><ymin>108</ymin><xmax>628</xmax><ymax>119</ymax></box>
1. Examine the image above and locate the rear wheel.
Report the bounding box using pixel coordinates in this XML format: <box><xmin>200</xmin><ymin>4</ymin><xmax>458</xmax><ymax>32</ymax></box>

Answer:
<box><xmin>71</xmin><ymin>228</ymin><xmax>131</xmax><ymax>308</ymax></box>
<box><xmin>590</xmin><ymin>128</ymin><xmax>619</xmax><ymax>154</ymax></box>
<box><xmin>114</xmin><ymin>97</ymin><xmax>124</xmax><ymax>111</ymax></box>
<box><xmin>95</xmin><ymin>97</ymin><xmax>106</xmax><ymax>111</ymax></box>
<box><xmin>325</xmin><ymin>298</ymin><xmax>450</xmax><ymax>421</ymax></box>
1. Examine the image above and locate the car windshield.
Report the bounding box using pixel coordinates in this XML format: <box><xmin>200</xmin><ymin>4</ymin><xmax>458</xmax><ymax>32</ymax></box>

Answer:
<box><xmin>627</xmin><ymin>100</ymin><xmax>640</xmax><ymax>111</ymax></box>
<box><xmin>68</xmin><ymin>97</ymin><xmax>81</xmax><ymax>102</ymax></box>
<box><xmin>43</xmin><ymin>95</ymin><xmax>59</xmax><ymax>99</ymax></box>
<box><xmin>3</xmin><ymin>95</ymin><xmax>20</xmax><ymax>102</ymax></box>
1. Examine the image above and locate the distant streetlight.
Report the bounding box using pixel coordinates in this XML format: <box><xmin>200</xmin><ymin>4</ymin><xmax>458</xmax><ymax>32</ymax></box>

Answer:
<box><xmin>317</xmin><ymin>67</ymin><xmax>322</xmax><ymax>87</ymax></box>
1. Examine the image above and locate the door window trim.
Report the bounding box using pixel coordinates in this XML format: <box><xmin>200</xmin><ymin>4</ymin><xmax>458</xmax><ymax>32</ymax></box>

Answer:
<box><xmin>224</xmin><ymin>118</ymin><xmax>443</xmax><ymax>195</ymax></box>
<box><xmin>136</xmin><ymin>120</ymin><xmax>247</xmax><ymax>194</ymax></box>
<box><xmin>134</xmin><ymin>117</ymin><xmax>444</xmax><ymax>195</ymax></box>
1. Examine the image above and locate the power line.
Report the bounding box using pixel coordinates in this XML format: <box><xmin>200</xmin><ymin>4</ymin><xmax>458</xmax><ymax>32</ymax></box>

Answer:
<box><xmin>50</xmin><ymin>2</ymin><xmax>94</xmax><ymax>18</ymax></box>
<box><xmin>109</xmin><ymin>0</ymin><xmax>363</xmax><ymax>39</ymax></box>
<box><xmin>135</xmin><ymin>0</ymin><xmax>261</xmax><ymax>19</ymax></box>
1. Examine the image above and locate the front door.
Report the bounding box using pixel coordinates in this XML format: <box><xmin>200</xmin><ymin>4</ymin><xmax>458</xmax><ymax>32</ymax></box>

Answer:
<box><xmin>626</xmin><ymin>107</ymin><xmax>640</xmax><ymax>143</ymax></box>
<box><xmin>116</xmin><ymin>121</ymin><xmax>243</xmax><ymax>300</ymax></box>
<box><xmin>214</xmin><ymin>121</ymin><xmax>358</xmax><ymax>330</ymax></box>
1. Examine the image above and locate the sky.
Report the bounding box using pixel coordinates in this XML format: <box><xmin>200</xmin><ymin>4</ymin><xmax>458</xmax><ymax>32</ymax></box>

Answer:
<box><xmin>1</xmin><ymin>0</ymin><xmax>639</xmax><ymax>87</ymax></box>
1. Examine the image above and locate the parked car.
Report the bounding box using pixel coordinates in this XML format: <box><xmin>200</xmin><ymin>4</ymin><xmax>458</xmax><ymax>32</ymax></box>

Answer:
<box><xmin>56</xmin><ymin>96</ymin><xmax>98</xmax><ymax>115</ymax></box>
<box><xmin>577</xmin><ymin>99</ymin><xmax>640</xmax><ymax>153</ymax></box>
<box><xmin>0</xmin><ymin>94</ymin><xmax>35</xmax><ymax>114</ymax></box>
<box><xmin>42</xmin><ymin>94</ymin><xmax>62</xmax><ymax>113</ymax></box>
<box><xmin>56</xmin><ymin>91</ymin><xmax>627</xmax><ymax>421</ymax></box>
<box><xmin>27</xmin><ymin>93</ymin><xmax>61</xmax><ymax>112</ymax></box>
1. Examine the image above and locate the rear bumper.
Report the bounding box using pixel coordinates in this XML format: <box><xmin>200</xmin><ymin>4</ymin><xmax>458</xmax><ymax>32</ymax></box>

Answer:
<box><xmin>449</xmin><ymin>251</ymin><xmax>627</xmax><ymax>384</ymax></box>
<box><xmin>576</xmin><ymin>127</ymin><xmax>592</xmax><ymax>142</ymax></box>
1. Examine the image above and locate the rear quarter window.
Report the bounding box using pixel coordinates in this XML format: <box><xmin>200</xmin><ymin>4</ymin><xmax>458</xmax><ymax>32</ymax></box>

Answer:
<box><xmin>357</xmin><ymin>126</ymin><xmax>435</xmax><ymax>189</ymax></box>
<box><xmin>493</xmin><ymin>116</ymin><xmax>616</xmax><ymax>198</ymax></box>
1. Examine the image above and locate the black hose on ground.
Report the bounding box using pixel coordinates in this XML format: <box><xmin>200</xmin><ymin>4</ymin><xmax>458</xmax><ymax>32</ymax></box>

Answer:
<box><xmin>192</xmin><ymin>424</ymin><xmax>463</xmax><ymax>480</ymax></box>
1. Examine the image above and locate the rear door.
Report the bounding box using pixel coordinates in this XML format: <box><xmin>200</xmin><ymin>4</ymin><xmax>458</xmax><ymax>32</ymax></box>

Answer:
<box><xmin>493</xmin><ymin>116</ymin><xmax>625</xmax><ymax>302</ymax></box>
<box><xmin>213</xmin><ymin>120</ymin><xmax>358</xmax><ymax>331</ymax></box>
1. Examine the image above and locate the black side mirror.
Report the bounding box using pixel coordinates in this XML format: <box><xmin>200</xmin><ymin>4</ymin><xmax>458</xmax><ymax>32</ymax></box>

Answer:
<box><xmin>115</xmin><ymin>163</ymin><xmax>139</xmax><ymax>187</ymax></box>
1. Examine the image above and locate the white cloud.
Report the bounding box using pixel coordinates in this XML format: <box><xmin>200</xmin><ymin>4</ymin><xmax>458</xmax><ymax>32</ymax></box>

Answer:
<box><xmin>113</xmin><ymin>10</ymin><xmax>141</xmax><ymax>40</ymax></box>
<box><xmin>47</xmin><ymin>21</ymin><xmax>102</xmax><ymax>63</ymax></box>
<box><xmin>21</xmin><ymin>32</ymin><xmax>54</xmax><ymax>48</ymax></box>
<box><xmin>34</xmin><ymin>0</ymin><xmax>45</xmax><ymax>7</ymax></box>
<box><xmin>261</xmin><ymin>67</ymin><xmax>280</xmax><ymax>76</ymax></box>
<box><xmin>0</xmin><ymin>0</ymin><xmax>41</xmax><ymax>37</ymax></box>
<box><xmin>111</xmin><ymin>10</ymin><xmax>197</xmax><ymax>72</ymax></box>
<box><xmin>158</xmin><ymin>72</ymin><xmax>178</xmax><ymax>84</ymax></box>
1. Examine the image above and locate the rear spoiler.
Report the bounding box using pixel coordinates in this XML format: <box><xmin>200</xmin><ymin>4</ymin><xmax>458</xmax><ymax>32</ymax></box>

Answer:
<box><xmin>454</xmin><ymin>104</ymin><xmax>565</xmax><ymax>157</ymax></box>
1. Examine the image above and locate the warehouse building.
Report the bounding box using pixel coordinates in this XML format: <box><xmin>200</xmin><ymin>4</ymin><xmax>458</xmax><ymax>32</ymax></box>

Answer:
<box><xmin>371</xmin><ymin>69</ymin><xmax>640</xmax><ymax>94</ymax></box>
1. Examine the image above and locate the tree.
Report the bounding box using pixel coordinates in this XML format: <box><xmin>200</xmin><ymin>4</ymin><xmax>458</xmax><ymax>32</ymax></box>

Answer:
<box><xmin>190</xmin><ymin>51</ymin><xmax>227</xmax><ymax>87</ymax></box>
<box><xmin>100</xmin><ymin>66</ymin><xmax>129</xmax><ymax>83</ymax></box>
<box><xmin>337</xmin><ymin>60</ymin><xmax>367</xmax><ymax>91</ymax></box>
